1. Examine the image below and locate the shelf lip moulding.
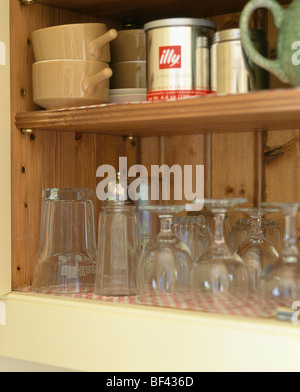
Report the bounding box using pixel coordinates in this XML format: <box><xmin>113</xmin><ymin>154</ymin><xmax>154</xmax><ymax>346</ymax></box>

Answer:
<box><xmin>15</xmin><ymin>89</ymin><xmax>300</xmax><ymax>137</ymax></box>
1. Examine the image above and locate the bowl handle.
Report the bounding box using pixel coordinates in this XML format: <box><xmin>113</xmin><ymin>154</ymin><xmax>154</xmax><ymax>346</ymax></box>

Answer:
<box><xmin>89</xmin><ymin>29</ymin><xmax>118</xmax><ymax>58</ymax></box>
<box><xmin>82</xmin><ymin>67</ymin><xmax>113</xmax><ymax>96</ymax></box>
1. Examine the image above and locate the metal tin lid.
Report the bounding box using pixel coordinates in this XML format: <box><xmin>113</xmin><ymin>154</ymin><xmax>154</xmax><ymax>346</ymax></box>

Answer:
<box><xmin>213</xmin><ymin>28</ymin><xmax>266</xmax><ymax>44</ymax></box>
<box><xmin>144</xmin><ymin>18</ymin><xmax>216</xmax><ymax>32</ymax></box>
<box><xmin>197</xmin><ymin>36</ymin><xmax>210</xmax><ymax>48</ymax></box>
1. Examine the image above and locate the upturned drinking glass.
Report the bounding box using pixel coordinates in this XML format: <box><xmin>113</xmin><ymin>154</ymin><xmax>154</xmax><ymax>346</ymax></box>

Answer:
<box><xmin>32</xmin><ymin>188</ymin><xmax>97</xmax><ymax>294</ymax></box>
<box><xmin>94</xmin><ymin>181</ymin><xmax>141</xmax><ymax>296</ymax></box>
<box><xmin>259</xmin><ymin>202</ymin><xmax>300</xmax><ymax>308</ymax></box>
<box><xmin>235</xmin><ymin>208</ymin><xmax>280</xmax><ymax>291</ymax></box>
<box><xmin>191</xmin><ymin>198</ymin><xmax>249</xmax><ymax>310</ymax></box>
<box><xmin>137</xmin><ymin>205</ymin><xmax>193</xmax><ymax>295</ymax></box>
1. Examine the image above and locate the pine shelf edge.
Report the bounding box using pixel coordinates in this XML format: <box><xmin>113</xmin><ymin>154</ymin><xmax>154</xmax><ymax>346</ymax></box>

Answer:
<box><xmin>15</xmin><ymin>89</ymin><xmax>300</xmax><ymax>137</ymax></box>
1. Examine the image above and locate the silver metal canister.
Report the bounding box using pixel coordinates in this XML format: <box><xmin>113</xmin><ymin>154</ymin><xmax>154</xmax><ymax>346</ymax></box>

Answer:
<box><xmin>144</xmin><ymin>18</ymin><xmax>216</xmax><ymax>102</ymax></box>
<box><xmin>211</xmin><ymin>28</ymin><xmax>269</xmax><ymax>94</ymax></box>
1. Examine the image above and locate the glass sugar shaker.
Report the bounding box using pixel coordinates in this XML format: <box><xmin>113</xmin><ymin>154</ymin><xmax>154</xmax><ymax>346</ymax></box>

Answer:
<box><xmin>94</xmin><ymin>179</ymin><xmax>141</xmax><ymax>296</ymax></box>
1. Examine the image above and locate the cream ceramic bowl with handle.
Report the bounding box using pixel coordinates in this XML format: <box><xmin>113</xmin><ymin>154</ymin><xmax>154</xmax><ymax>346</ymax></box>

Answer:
<box><xmin>32</xmin><ymin>59</ymin><xmax>112</xmax><ymax>110</ymax></box>
<box><xmin>31</xmin><ymin>23</ymin><xmax>118</xmax><ymax>62</ymax></box>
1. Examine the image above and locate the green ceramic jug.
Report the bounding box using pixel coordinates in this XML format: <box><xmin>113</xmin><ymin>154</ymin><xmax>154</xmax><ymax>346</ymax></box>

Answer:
<box><xmin>240</xmin><ymin>0</ymin><xmax>300</xmax><ymax>86</ymax></box>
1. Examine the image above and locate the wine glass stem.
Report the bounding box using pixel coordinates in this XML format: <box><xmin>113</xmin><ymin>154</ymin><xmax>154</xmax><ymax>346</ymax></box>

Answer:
<box><xmin>282</xmin><ymin>213</ymin><xmax>298</xmax><ymax>258</ymax></box>
<box><xmin>213</xmin><ymin>213</ymin><xmax>226</xmax><ymax>247</ymax></box>
<box><xmin>159</xmin><ymin>216</ymin><xmax>173</xmax><ymax>234</ymax></box>
<box><xmin>250</xmin><ymin>217</ymin><xmax>264</xmax><ymax>241</ymax></box>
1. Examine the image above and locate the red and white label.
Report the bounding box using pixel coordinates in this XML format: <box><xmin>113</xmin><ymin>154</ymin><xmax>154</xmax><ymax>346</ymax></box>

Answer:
<box><xmin>147</xmin><ymin>90</ymin><xmax>213</xmax><ymax>102</ymax></box>
<box><xmin>159</xmin><ymin>46</ymin><xmax>181</xmax><ymax>69</ymax></box>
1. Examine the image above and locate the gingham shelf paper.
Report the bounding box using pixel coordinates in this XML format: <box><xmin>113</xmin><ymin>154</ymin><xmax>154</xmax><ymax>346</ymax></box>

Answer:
<box><xmin>17</xmin><ymin>287</ymin><xmax>278</xmax><ymax>319</ymax></box>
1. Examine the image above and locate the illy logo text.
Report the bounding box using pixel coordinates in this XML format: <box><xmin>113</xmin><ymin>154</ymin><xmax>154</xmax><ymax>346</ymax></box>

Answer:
<box><xmin>159</xmin><ymin>46</ymin><xmax>181</xmax><ymax>69</ymax></box>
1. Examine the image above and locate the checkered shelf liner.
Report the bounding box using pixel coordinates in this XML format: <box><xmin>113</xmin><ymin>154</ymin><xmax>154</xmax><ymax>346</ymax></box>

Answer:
<box><xmin>17</xmin><ymin>287</ymin><xmax>278</xmax><ymax>320</ymax></box>
<box><xmin>51</xmin><ymin>94</ymin><xmax>212</xmax><ymax>113</ymax></box>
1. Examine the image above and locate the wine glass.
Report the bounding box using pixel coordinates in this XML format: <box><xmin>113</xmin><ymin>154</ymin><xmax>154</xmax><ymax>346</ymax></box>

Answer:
<box><xmin>259</xmin><ymin>202</ymin><xmax>300</xmax><ymax>309</ymax></box>
<box><xmin>231</xmin><ymin>216</ymin><xmax>282</xmax><ymax>253</ymax></box>
<box><xmin>190</xmin><ymin>198</ymin><xmax>249</xmax><ymax>311</ymax></box>
<box><xmin>234</xmin><ymin>208</ymin><xmax>280</xmax><ymax>291</ymax></box>
<box><xmin>137</xmin><ymin>205</ymin><xmax>193</xmax><ymax>296</ymax></box>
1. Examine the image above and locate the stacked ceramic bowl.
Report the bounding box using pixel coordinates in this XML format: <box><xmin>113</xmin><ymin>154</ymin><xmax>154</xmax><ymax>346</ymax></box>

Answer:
<box><xmin>31</xmin><ymin>23</ymin><xmax>117</xmax><ymax>110</ymax></box>
<box><xmin>109</xmin><ymin>28</ymin><xmax>147</xmax><ymax>103</ymax></box>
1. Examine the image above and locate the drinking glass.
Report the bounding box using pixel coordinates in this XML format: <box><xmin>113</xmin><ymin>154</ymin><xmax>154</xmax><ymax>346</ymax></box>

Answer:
<box><xmin>259</xmin><ymin>202</ymin><xmax>300</xmax><ymax>308</ymax></box>
<box><xmin>173</xmin><ymin>216</ymin><xmax>211</xmax><ymax>261</ymax></box>
<box><xmin>94</xmin><ymin>201</ymin><xmax>141</xmax><ymax>297</ymax></box>
<box><xmin>32</xmin><ymin>188</ymin><xmax>97</xmax><ymax>294</ymax></box>
<box><xmin>190</xmin><ymin>198</ymin><xmax>249</xmax><ymax>310</ymax></box>
<box><xmin>235</xmin><ymin>208</ymin><xmax>280</xmax><ymax>291</ymax></box>
<box><xmin>137</xmin><ymin>205</ymin><xmax>193</xmax><ymax>295</ymax></box>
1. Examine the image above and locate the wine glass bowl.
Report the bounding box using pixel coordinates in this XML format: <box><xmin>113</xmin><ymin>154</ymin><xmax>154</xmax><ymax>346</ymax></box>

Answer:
<box><xmin>259</xmin><ymin>202</ymin><xmax>300</xmax><ymax>308</ymax></box>
<box><xmin>260</xmin><ymin>262</ymin><xmax>300</xmax><ymax>307</ymax></box>
<box><xmin>137</xmin><ymin>205</ymin><xmax>193</xmax><ymax>295</ymax></box>
<box><xmin>190</xmin><ymin>198</ymin><xmax>249</xmax><ymax>310</ymax></box>
<box><xmin>234</xmin><ymin>208</ymin><xmax>280</xmax><ymax>291</ymax></box>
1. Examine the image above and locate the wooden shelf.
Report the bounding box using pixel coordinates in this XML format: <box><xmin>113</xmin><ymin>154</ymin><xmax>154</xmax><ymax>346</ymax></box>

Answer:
<box><xmin>35</xmin><ymin>0</ymin><xmax>291</xmax><ymax>25</ymax></box>
<box><xmin>15</xmin><ymin>89</ymin><xmax>300</xmax><ymax>137</ymax></box>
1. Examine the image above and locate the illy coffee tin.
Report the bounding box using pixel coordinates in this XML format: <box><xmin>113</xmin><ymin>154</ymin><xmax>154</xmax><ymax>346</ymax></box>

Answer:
<box><xmin>144</xmin><ymin>18</ymin><xmax>216</xmax><ymax>102</ymax></box>
<box><xmin>211</xmin><ymin>28</ymin><xmax>269</xmax><ymax>94</ymax></box>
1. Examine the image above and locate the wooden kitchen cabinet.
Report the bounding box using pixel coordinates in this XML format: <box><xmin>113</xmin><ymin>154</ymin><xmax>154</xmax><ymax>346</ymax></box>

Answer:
<box><xmin>0</xmin><ymin>0</ymin><xmax>299</xmax><ymax>372</ymax></box>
